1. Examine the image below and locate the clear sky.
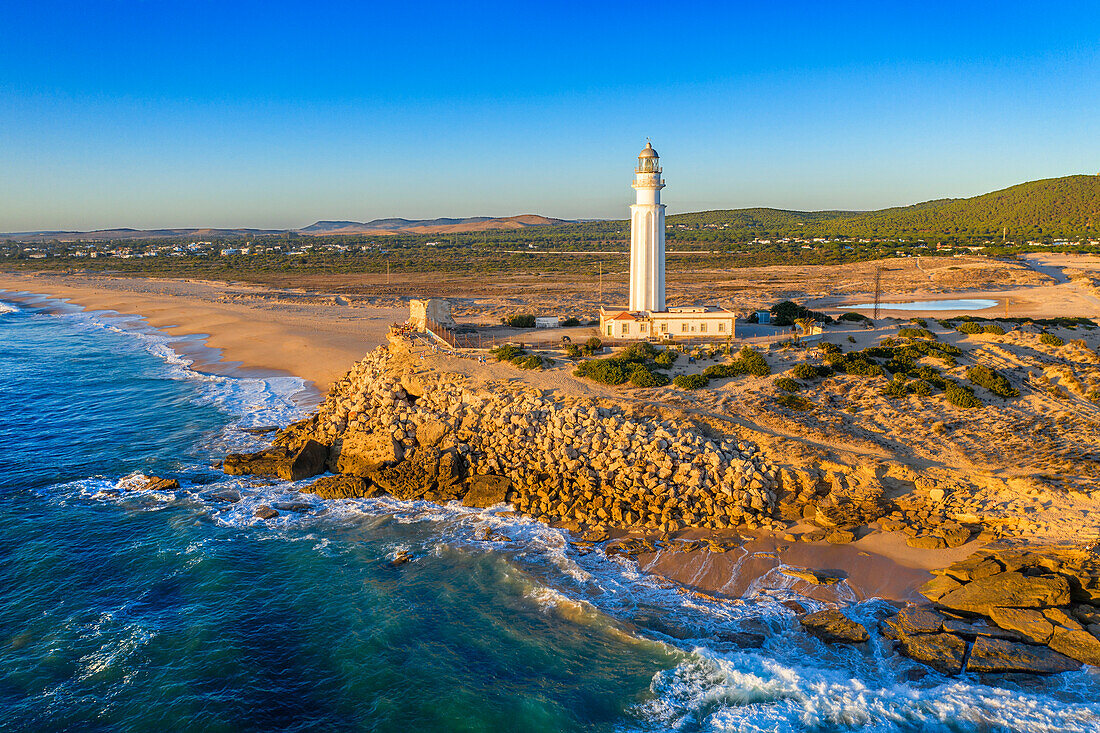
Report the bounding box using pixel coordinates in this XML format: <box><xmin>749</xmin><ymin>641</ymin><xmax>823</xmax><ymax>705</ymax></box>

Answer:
<box><xmin>1</xmin><ymin>1</ymin><xmax>1098</xmax><ymax>231</ymax></box>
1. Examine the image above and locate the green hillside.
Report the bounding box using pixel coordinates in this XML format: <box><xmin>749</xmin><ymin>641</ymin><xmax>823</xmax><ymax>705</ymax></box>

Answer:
<box><xmin>668</xmin><ymin>174</ymin><xmax>1100</xmax><ymax>242</ymax></box>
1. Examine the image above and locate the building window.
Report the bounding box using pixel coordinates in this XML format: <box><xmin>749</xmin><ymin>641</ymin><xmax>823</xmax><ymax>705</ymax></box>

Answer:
<box><xmin>681</xmin><ymin>323</ymin><xmax>688</xmax><ymax>333</ymax></box>
<box><xmin>718</xmin><ymin>322</ymin><xmax>726</xmax><ymax>333</ymax></box>
<box><xmin>621</xmin><ymin>323</ymin><xmax>629</xmax><ymax>336</ymax></box>
<box><xmin>606</xmin><ymin>325</ymin><xmax>612</xmax><ymax>336</ymax></box>
<box><xmin>661</xmin><ymin>323</ymin><xmax>668</xmax><ymax>334</ymax></box>
<box><xmin>700</xmin><ymin>323</ymin><xmax>707</xmax><ymax>333</ymax></box>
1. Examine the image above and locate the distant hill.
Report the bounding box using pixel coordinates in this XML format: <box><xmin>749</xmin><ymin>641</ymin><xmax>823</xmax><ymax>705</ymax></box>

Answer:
<box><xmin>301</xmin><ymin>214</ymin><xmax>568</xmax><ymax>236</ymax></box>
<box><xmin>0</xmin><ymin>227</ymin><xmax>284</xmax><ymax>243</ymax></box>
<box><xmin>668</xmin><ymin>175</ymin><xmax>1100</xmax><ymax>240</ymax></box>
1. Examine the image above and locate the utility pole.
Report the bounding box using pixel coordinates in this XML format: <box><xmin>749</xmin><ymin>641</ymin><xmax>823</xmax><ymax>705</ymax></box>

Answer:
<box><xmin>386</xmin><ymin>261</ymin><xmax>390</xmax><ymax>284</ymax></box>
<box><xmin>598</xmin><ymin>261</ymin><xmax>603</xmax><ymax>303</ymax></box>
<box><xmin>873</xmin><ymin>266</ymin><xmax>883</xmax><ymax>320</ymax></box>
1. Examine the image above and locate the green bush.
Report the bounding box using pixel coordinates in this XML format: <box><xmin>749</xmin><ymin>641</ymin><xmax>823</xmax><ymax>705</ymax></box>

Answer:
<box><xmin>583</xmin><ymin>337</ymin><xmax>603</xmax><ymax>355</ymax></box>
<box><xmin>491</xmin><ymin>344</ymin><xmax>525</xmax><ymax>361</ymax></box>
<box><xmin>574</xmin><ymin>359</ymin><xmax>628</xmax><ymax>385</ymax></box>
<box><xmin>561</xmin><ymin>317</ymin><xmax>581</xmax><ymax>327</ymax></box>
<box><xmin>912</xmin><ymin>318</ymin><xmax>928</xmax><ymax>328</ymax></box>
<box><xmin>898</xmin><ymin>327</ymin><xmax>937</xmax><ymax>340</ymax></box>
<box><xmin>945</xmin><ymin>382</ymin><xmax>983</xmax><ymax>408</ymax></box>
<box><xmin>654</xmin><ymin>350</ymin><xmax>678</xmax><ymax>368</ymax></box>
<box><xmin>505</xmin><ymin>314</ymin><xmax>536</xmax><ymax>328</ymax></box>
<box><xmin>848</xmin><ymin>336</ymin><xmax>857</xmax><ymax>343</ymax></box>
<box><xmin>774</xmin><ymin>377</ymin><xmax>800</xmax><ymax>393</ymax></box>
<box><xmin>911</xmin><ymin>380</ymin><xmax>934</xmax><ymax>396</ymax></box>
<box><xmin>768</xmin><ymin>300</ymin><xmax>834</xmax><ymax>327</ymax></box>
<box><xmin>839</xmin><ymin>312</ymin><xmax>871</xmax><ymax>323</ymax></box>
<box><xmin>1040</xmin><ymin>333</ymin><xmax>1065</xmax><ymax>347</ymax></box>
<box><xmin>517</xmin><ymin>355</ymin><xmax>546</xmax><ymax>370</ymax></box>
<box><xmin>957</xmin><ymin>322</ymin><xmax>984</xmax><ymax>335</ymax></box>
<box><xmin>967</xmin><ymin>365</ymin><xmax>1019</xmax><ymax>398</ymax></box>
<box><xmin>776</xmin><ymin>394</ymin><xmax>814</xmax><ymax>411</ymax></box>
<box><xmin>564</xmin><ymin>343</ymin><xmax>582</xmax><ymax>358</ymax></box>
<box><xmin>790</xmin><ymin>363</ymin><xmax>832</xmax><ymax>380</ymax></box>
<box><xmin>734</xmin><ymin>346</ymin><xmax>771</xmax><ymax>377</ymax></box>
<box><xmin>673</xmin><ymin>374</ymin><xmax>709</xmax><ymax>390</ymax></box>
<box><xmin>983</xmin><ymin>324</ymin><xmax>1005</xmax><ymax>335</ymax></box>
<box><xmin>881</xmin><ymin>380</ymin><xmax>909</xmax><ymax>398</ymax></box>
<box><xmin>629</xmin><ymin>366</ymin><xmax>669</xmax><ymax>388</ymax></box>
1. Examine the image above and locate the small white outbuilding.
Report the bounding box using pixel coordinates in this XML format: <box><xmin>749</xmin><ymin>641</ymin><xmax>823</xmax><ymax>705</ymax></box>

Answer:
<box><xmin>535</xmin><ymin>316</ymin><xmax>561</xmax><ymax>329</ymax></box>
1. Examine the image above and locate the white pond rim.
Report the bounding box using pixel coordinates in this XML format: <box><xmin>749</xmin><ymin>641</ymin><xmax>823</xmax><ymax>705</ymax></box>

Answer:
<box><xmin>838</xmin><ymin>298</ymin><xmax>999</xmax><ymax>311</ymax></box>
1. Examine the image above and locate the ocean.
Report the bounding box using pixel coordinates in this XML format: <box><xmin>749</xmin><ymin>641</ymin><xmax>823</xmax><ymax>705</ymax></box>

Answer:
<box><xmin>2</xmin><ymin>296</ymin><xmax>1099</xmax><ymax>732</ymax></box>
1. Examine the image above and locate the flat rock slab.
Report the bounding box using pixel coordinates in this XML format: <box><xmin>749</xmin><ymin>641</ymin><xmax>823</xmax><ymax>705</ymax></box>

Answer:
<box><xmin>936</xmin><ymin>572</ymin><xmax>1070</xmax><ymax>616</ymax></box>
<box><xmin>461</xmin><ymin>475</ymin><xmax>511</xmax><ymax>508</ymax></box>
<box><xmin>967</xmin><ymin>636</ymin><xmax>1081</xmax><ymax>674</ymax></box>
<box><xmin>302</xmin><ymin>475</ymin><xmax>379</xmax><ymax>499</ymax></box>
<box><xmin>800</xmin><ymin>609</ymin><xmax>869</xmax><ymax>644</ymax></box>
<box><xmin>989</xmin><ymin>607</ymin><xmax>1054</xmax><ymax>643</ymax></box>
<box><xmin>898</xmin><ymin>632</ymin><xmax>968</xmax><ymax>675</ymax></box>
<box><xmin>1048</xmin><ymin>626</ymin><xmax>1100</xmax><ymax>666</ymax></box>
<box><xmin>918</xmin><ymin>575</ymin><xmax>963</xmax><ymax>603</ymax></box>
<box><xmin>881</xmin><ymin>607</ymin><xmax>945</xmax><ymax>638</ymax></box>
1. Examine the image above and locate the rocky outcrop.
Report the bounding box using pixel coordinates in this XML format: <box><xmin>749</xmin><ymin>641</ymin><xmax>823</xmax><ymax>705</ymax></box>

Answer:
<box><xmin>224</xmin><ymin>440</ymin><xmax>328</xmax><ymax>481</ymax></box>
<box><xmin>137</xmin><ymin>476</ymin><xmax>180</xmax><ymax>491</ymax></box>
<box><xmin>302</xmin><ymin>475</ymin><xmax>379</xmax><ymax>500</ymax></box>
<box><xmin>880</xmin><ymin>547</ymin><xmax>1100</xmax><ymax>675</ymax></box>
<box><xmin>800</xmin><ymin>609</ymin><xmax>869</xmax><ymax>644</ymax></box>
<box><xmin>461</xmin><ymin>475</ymin><xmax>511</xmax><ymax>508</ymax></box>
<box><xmin>328</xmin><ymin>432</ymin><xmax>403</xmax><ymax>476</ymax></box>
<box><xmin>966</xmin><ymin>636</ymin><xmax>1080</xmax><ymax>674</ymax></box>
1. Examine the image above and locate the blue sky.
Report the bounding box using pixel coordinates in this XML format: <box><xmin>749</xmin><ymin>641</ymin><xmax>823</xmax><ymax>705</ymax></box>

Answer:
<box><xmin>1</xmin><ymin>1</ymin><xmax>1098</xmax><ymax>231</ymax></box>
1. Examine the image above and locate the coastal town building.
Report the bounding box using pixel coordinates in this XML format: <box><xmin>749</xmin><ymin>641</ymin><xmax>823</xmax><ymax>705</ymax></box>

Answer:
<box><xmin>599</xmin><ymin>143</ymin><xmax>736</xmax><ymax>340</ymax></box>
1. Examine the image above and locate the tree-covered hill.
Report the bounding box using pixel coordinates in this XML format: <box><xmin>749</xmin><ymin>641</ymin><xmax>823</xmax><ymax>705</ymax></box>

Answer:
<box><xmin>668</xmin><ymin>174</ymin><xmax>1100</xmax><ymax>241</ymax></box>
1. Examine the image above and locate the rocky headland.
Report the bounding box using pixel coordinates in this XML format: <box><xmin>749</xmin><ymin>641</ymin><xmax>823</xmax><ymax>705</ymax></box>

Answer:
<box><xmin>223</xmin><ymin>330</ymin><xmax>1100</xmax><ymax>677</ymax></box>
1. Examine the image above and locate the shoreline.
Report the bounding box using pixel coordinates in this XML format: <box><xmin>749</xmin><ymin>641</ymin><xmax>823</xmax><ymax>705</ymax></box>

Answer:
<box><xmin>0</xmin><ymin>272</ymin><xmax>406</xmax><ymax>393</ymax></box>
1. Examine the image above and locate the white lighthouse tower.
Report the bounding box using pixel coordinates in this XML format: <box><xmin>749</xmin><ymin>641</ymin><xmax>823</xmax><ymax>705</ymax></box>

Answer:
<box><xmin>628</xmin><ymin>141</ymin><xmax>666</xmax><ymax>312</ymax></box>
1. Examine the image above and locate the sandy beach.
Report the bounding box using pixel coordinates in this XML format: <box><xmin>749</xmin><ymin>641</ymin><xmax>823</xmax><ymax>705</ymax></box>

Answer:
<box><xmin>0</xmin><ymin>272</ymin><xmax>405</xmax><ymax>392</ymax></box>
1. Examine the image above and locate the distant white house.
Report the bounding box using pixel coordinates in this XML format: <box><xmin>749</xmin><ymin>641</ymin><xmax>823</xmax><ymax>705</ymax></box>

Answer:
<box><xmin>535</xmin><ymin>316</ymin><xmax>561</xmax><ymax>328</ymax></box>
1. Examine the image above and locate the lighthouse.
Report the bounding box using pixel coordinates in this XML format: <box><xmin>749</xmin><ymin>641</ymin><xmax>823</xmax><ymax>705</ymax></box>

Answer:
<box><xmin>600</xmin><ymin>141</ymin><xmax>734</xmax><ymax>340</ymax></box>
<box><xmin>628</xmin><ymin>141</ymin><xmax>666</xmax><ymax>313</ymax></box>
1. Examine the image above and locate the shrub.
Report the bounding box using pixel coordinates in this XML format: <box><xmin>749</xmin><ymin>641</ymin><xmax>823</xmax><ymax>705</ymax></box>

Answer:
<box><xmin>583</xmin><ymin>337</ymin><xmax>603</xmax><ymax>355</ymax></box>
<box><xmin>504</xmin><ymin>314</ymin><xmax>536</xmax><ymax>328</ymax></box>
<box><xmin>774</xmin><ymin>377</ymin><xmax>800</xmax><ymax>393</ymax></box>
<box><xmin>629</xmin><ymin>366</ymin><xmax>669</xmax><ymax>388</ymax></box>
<box><xmin>491</xmin><ymin>344</ymin><xmax>525</xmax><ymax>361</ymax></box>
<box><xmin>561</xmin><ymin>317</ymin><xmax>581</xmax><ymax>327</ymax></box>
<box><xmin>881</xmin><ymin>380</ymin><xmax>909</xmax><ymax>398</ymax></box>
<box><xmin>564</xmin><ymin>343</ymin><xmax>582</xmax><ymax>358</ymax></box>
<box><xmin>776</xmin><ymin>394</ymin><xmax>814</xmax><ymax>411</ymax></box>
<box><xmin>517</xmin><ymin>355</ymin><xmax>545</xmax><ymax>370</ymax></box>
<box><xmin>734</xmin><ymin>345</ymin><xmax>771</xmax><ymax>376</ymax></box>
<box><xmin>673</xmin><ymin>374</ymin><xmax>709</xmax><ymax>390</ymax></box>
<box><xmin>848</xmin><ymin>336</ymin><xmax>857</xmax><ymax>344</ymax></box>
<box><xmin>912</xmin><ymin>318</ymin><xmax>928</xmax><ymax>328</ymax></box>
<box><xmin>769</xmin><ymin>300</ymin><xmax>834</xmax><ymax>326</ymax></box>
<box><xmin>1040</xmin><ymin>333</ymin><xmax>1065</xmax><ymax>348</ymax></box>
<box><xmin>936</xmin><ymin>319</ymin><xmax>954</xmax><ymax>328</ymax></box>
<box><xmin>983</xmin><ymin>324</ymin><xmax>1005</xmax><ymax>335</ymax></box>
<box><xmin>911</xmin><ymin>380</ymin><xmax>934</xmax><ymax>396</ymax></box>
<box><xmin>654</xmin><ymin>350</ymin><xmax>678</xmax><ymax>368</ymax></box>
<box><xmin>957</xmin><ymin>322</ymin><xmax>983</xmax><ymax>335</ymax></box>
<box><xmin>945</xmin><ymin>382</ymin><xmax>983</xmax><ymax>408</ymax></box>
<box><xmin>791</xmin><ymin>363</ymin><xmax>819</xmax><ymax>380</ymax></box>
<box><xmin>839</xmin><ymin>312</ymin><xmax>871</xmax><ymax>323</ymax></box>
<box><xmin>574</xmin><ymin>358</ymin><xmax>628</xmax><ymax>385</ymax></box>
<box><xmin>967</xmin><ymin>365</ymin><xmax>1019</xmax><ymax>398</ymax></box>
<box><xmin>898</xmin><ymin>327</ymin><xmax>937</xmax><ymax>340</ymax></box>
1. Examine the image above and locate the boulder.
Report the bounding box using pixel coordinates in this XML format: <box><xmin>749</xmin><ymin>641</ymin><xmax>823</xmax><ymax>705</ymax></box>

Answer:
<box><xmin>254</xmin><ymin>505</ymin><xmax>279</xmax><ymax>520</ymax></box>
<box><xmin>800</xmin><ymin>609</ymin><xmax>869</xmax><ymax>644</ymax></box>
<box><xmin>329</xmin><ymin>432</ymin><xmax>403</xmax><ymax>476</ymax></box>
<box><xmin>415</xmin><ymin>419</ymin><xmax>449</xmax><ymax>448</ymax></box>
<box><xmin>302</xmin><ymin>475</ymin><xmax>379</xmax><ymax>500</ymax></box>
<box><xmin>966</xmin><ymin>636</ymin><xmax>1081</xmax><ymax>674</ymax></box>
<box><xmin>780</xmin><ymin>567</ymin><xmax>846</xmax><ymax>586</ymax></box>
<box><xmin>1048</xmin><ymin>626</ymin><xmax>1100</xmax><ymax>666</ymax></box>
<box><xmin>918</xmin><ymin>575</ymin><xmax>963</xmax><ymax>603</ymax></box>
<box><xmin>881</xmin><ymin>607</ymin><xmax>945</xmax><ymax>638</ymax></box>
<box><xmin>825</xmin><ymin>530</ymin><xmax>855</xmax><ymax>544</ymax></box>
<box><xmin>936</xmin><ymin>572</ymin><xmax>1070</xmax><ymax>616</ymax></box>
<box><xmin>907</xmin><ymin>534</ymin><xmax>947</xmax><ymax>550</ymax></box>
<box><xmin>223</xmin><ymin>439</ymin><xmax>328</xmax><ymax>481</ymax></box>
<box><xmin>898</xmin><ymin>632</ymin><xmax>968</xmax><ymax>675</ymax></box>
<box><xmin>137</xmin><ymin>476</ymin><xmax>180</xmax><ymax>492</ymax></box>
<box><xmin>988</xmin><ymin>607</ymin><xmax>1055</xmax><ymax>643</ymax></box>
<box><xmin>462</xmin><ymin>475</ymin><xmax>512</xmax><ymax>508</ymax></box>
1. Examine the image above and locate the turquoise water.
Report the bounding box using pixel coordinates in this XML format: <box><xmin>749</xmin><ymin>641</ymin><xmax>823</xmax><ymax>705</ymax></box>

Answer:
<box><xmin>2</xmin><ymin>298</ymin><xmax>1099</xmax><ymax>732</ymax></box>
<box><xmin>838</xmin><ymin>299</ymin><xmax>998</xmax><ymax>311</ymax></box>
